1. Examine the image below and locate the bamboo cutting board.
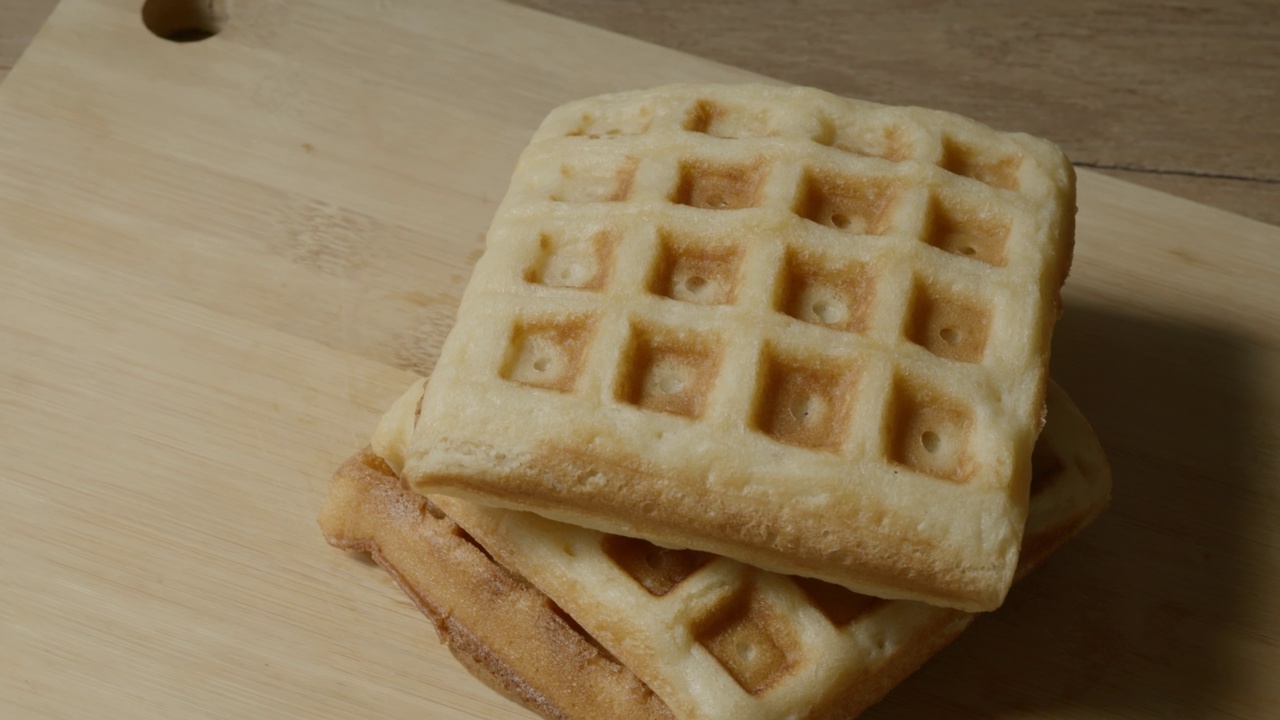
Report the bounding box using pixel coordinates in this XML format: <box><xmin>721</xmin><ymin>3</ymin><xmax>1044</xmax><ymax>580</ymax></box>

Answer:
<box><xmin>2</xmin><ymin>0</ymin><xmax>1278</xmax><ymax>718</ymax></box>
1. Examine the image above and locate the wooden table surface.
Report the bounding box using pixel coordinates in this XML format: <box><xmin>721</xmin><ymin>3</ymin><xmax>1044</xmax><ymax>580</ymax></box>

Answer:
<box><xmin>3</xmin><ymin>0</ymin><xmax>1278</xmax><ymax>228</ymax></box>
<box><xmin>2</xmin><ymin>1</ymin><xmax>1278</xmax><ymax>718</ymax></box>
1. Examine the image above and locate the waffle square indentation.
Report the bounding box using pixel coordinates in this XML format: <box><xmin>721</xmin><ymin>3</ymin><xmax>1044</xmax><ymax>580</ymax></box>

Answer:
<box><xmin>904</xmin><ymin>281</ymin><xmax>992</xmax><ymax>364</ymax></box>
<box><xmin>886</xmin><ymin>376</ymin><xmax>976</xmax><ymax>483</ymax></box>
<box><xmin>793</xmin><ymin>169</ymin><xmax>902</xmax><ymax>235</ymax></box>
<box><xmin>923</xmin><ymin>195</ymin><xmax>1012</xmax><ymax>267</ymax></box>
<box><xmin>524</xmin><ymin>229</ymin><xmax>619</xmax><ymax>290</ymax></box>
<box><xmin>822</xmin><ymin>121</ymin><xmax>915</xmax><ymax>163</ymax></box>
<box><xmin>501</xmin><ymin>315</ymin><xmax>597</xmax><ymax>393</ymax></box>
<box><xmin>671</xmin><ymin>159</ymin><xmax>769</xmax><ymax>210</ymax></box>
<box><xmin>683</xmin><ymin>99</ymin><xmax>774</xmax><ymax>139</ymax></box>
<box><xmin>565</xmin><ymin>106</ymin><xmax>654</xmax><ymax>138</ymax></box>
<box><xmin>549</xmin><ymin>158</ymin><xmax>638</xmax><ymax>203</ymax></box>
<box><xmin>792</xmin><ymin>576</ymin><xmax>884</xmax><ymax>628</ymax></box>
<box><xmin>940</xmin><ymin>136</ymin><xmax>1022</xmax><ymax>191</ymax></box>
<box><xmin>649</xmin><ymin>230</ymin><xmax>744</xmax><ymax>305</ymax></box>
<box><xmin>616</xmin><ymin>323</ymin><xmax>723</xmax><ymax>419</ymax></box>
<box><xmin>694</xmin><ymin>584</ymin><xmax>798</xmax><ymax>695</ymax></box>
<box><xmin>602</xmin><ymin>535</ymin><xmax>714</xmax><ymax>597</ymax></box>
<box><xmin>753</xmin><ymin>348</ymin><xmax>860</xmax><ymax>451</ymax></box>
<box><xmin>776</xmin><ymin>247</ymin><xmax>876</xmax><ymax>333</ymax></box>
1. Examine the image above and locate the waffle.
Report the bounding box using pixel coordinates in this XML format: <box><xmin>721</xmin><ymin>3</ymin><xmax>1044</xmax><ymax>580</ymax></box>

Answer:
<box><xmin>327</xmin><ymin>381</ymin><xmax>1109</xmax><ymax>720</ymax></box>
<box><xmin>389</xmin><ymin>84</ymin><xmax>1077</xmax><ymax>611</ymax></box>
<box><xmin>318</xmin><ymin>449</ymin><xmax>676</xmax><ymax>720</ymax></box>
<box><xmin>427</xmin><ymin>381</ymin><xmax>1107</xmax><ymax>720</ymax></box>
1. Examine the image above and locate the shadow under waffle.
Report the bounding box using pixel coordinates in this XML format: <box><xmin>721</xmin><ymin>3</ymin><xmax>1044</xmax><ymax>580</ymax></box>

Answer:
<box><xmin>869</xmin><ymin>302</ymin><xmax>1266</xmax><ymax>719</ymax></box>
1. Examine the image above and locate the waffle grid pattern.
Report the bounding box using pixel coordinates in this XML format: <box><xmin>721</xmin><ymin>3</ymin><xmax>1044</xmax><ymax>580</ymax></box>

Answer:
<box><xmin>468</xmin><ymin>86</ymin><xmax>1068</xmax><ymax>485</ymax></box>
<box><xmin>437</xmin><ymin>496</ymin><xmax>948</xmax><ymax>720</ymax></box>
<box><xmin>431</xmin><ymin>381</ymin><xmax>1106</xmax><ymax>720</ymax></box>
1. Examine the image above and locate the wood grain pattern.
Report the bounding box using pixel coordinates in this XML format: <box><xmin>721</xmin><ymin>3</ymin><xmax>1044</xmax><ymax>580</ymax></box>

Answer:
<box><xmin>0</xmin><ymin>0</ymin><xmax>53</xmax><ymax>74</ymax></box>
<box><xmin>508</xmin><ymin>0</ymin><xmax>1280</xmax><ymax>227</ymax></box>
<box><xmin>3</xmin><ymin>2</ymin><xmax>1279</xmax><ymax>226</ymax></box>
<box><xmin>0</xmin><ymin>0</ymin><xmax>1278</xmax><ymax>718</ymax></box>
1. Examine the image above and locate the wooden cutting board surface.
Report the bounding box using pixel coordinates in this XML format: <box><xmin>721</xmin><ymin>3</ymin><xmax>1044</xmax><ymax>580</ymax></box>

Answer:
<box><xmin>1</xmin><ymin>1</ymin><xmax>1277</xmax><ymax>717</ymax></box>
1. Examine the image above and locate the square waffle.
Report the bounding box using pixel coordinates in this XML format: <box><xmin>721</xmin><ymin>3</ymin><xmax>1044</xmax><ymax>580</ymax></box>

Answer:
<box><xmin>390</xmin><ymin>84</ymin><xmax>1077</xmax><ymax>611</ymax></box>
<box><xmin>327</xmin><ymin>381</ymin><xmax>1109</xmax><ymax>720</ymax></box>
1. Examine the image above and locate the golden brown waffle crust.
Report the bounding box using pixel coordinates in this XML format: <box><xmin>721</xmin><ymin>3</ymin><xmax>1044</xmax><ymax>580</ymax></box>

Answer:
<box><xmin>382</xmin><ymin>377</ymin><xmax>1008</xmax><ymax>611</ymax></box>
<box><xmin>392</xmin><ymin>83</ymin><xmax>1078</xmax><ymax>611</ymax></box>
<box><xmin>320</xmin><ymin>449</ymin><xmax>980</xmax><ymax>720</ymax></box>
<box><xmin>425</xmin><ymin>381</ymin><xmax>1109</xmax><ymax>720</ymax></box>
<box><xmin>425</xmin><ymin>443</ymin><xmax>993</xmax><ymax>604</ymax></box>
<box><xmin>318</xmin><ymin>450</ymin><xmax>676</xmax><ymax>720</ymax></box>
<box><xmin>326</xmin><ymin>382</ymin><xmax>1108</xmax><ymax>720</ymax></box>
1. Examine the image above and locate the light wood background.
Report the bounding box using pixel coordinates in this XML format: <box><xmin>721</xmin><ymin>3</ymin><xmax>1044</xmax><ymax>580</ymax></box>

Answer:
<box><xmin>1</xmin><ymin>1</ymin><xmax>1278</xmax><ymax>719</ymax></box>
<box><xmin>5</xmin><ymin>0</ymin><xmax>1279</xmax><ymax>227</ymax></box>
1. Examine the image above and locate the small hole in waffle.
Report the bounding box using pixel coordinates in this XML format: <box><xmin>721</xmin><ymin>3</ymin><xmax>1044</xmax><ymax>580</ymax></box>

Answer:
<box><xmin>924</xmin><ymin>194</ymin><xmax>1012</xmax><ymax>266</ymax></box>
<box><xmin>525</xmin><ymin>229</ymin><xmax>619</xmax><ymax>290</ymax></box>
<box><xmin>616</xmin><ymin>322</ymin><xmax>723</xmax><ymax>419</ymax></box>
<box><xmin>671</xmin><ymin>159</ymin><xmax>769</xmax><ymax>210</ymax></box>
<box><xmin>693</xmin><ymin>581</ymin><xmax>798</xmax><ymax>695</ymax></box>
<box><xmin>940</xmin><ymin>136</ymin><xmax>1022</xmax><ymax>191</ymax></box>
<box><xmin>921</xmin><ymin>430</ymin><xmax>941</xmax><ymax>452</ymax></box>
<box><xmin>790</xmin><ymin>392</ymin><xmax>818</xmax><ymax>421</ymax></box>
<box><xmin>548</xmin><ymin>157</ymin><xmax>638</xmax><ymax>203</ymax></box>
<box><xmin>776</xmin><ymin>246</ymin><xmax>876</xmax><ymax>333</ymax></box>
<box><xmin>602</xmin><ymin>535</ymin><xmax>714</xmax><ymax>596</ymax></box>
<box><xmin>886</xmin><ymin>376</ymin><xmax>976</xmax><ymax>483</ymax></box>
<box><xmin>754</xmin><ymin>347</ymin><xmax>860</xmax><ymax>451</ymax></box>
<box><xmin>792</xmin><ymin>576</ymin><xmax>884</xmax><ymax>627</ymax></box>
<box><xmin>794</xmin><ymin>169</ymin><xmax>902</xmax><ymax>235</ymax></box>
<box><xmin>649</xmin><ymin>230</ymin><xmax>744</xmax><ymax>305</ymax></box>
<box><xmin>905</xmin><ymin>281</ymin><xmax>992</xmax><ymax>364</ymax></box>
<box><xmin>501</xmin><ymin>315</ymin><xmax>597</xmax><ymax>393</ymax></box>
<box><xmin>812</xmin><ymin>301</ymin><xmax>836</xmax><ymax>324</ymax></box>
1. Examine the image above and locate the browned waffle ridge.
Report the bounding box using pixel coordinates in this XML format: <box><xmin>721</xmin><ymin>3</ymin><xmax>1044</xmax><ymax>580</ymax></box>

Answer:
<box><xmin>329</xmin><ymin>381</ymin><xmax>1109</xmax><ymax>719</ymax></box>
<box><xmin>318</xmin><ymin>450</ymin><xmax>676</xmax><ymax>720</ymax></box>
<box><xmin>417</xmin><ymin>381</ymin><xmax>1108</xmax><ymax>720</ymax></box>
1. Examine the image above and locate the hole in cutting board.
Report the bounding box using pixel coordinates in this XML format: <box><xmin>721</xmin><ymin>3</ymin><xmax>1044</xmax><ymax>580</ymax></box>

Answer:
<box><xmin>142</xmin><ymin>0</ymin><xmax>227</xmax><ymax>42</ymax></box>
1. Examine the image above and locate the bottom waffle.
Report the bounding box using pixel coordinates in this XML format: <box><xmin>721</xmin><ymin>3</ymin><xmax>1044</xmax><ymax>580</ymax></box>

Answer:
<box><xmin>319</xmin><ymin>381</ymin><xmax>1109</xmax><ymax>720</ymax></box>
<box><xmin>318</xmin><ymin>449</ymin><xmax>675</xmax><ymax>720</ymax></box>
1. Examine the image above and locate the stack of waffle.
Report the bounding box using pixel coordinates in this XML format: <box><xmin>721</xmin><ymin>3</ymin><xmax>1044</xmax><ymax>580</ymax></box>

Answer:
<box><xmin>319</xmin><ymin>84</ymin><xmax>1108</xmax><ymax>720</ymax></box>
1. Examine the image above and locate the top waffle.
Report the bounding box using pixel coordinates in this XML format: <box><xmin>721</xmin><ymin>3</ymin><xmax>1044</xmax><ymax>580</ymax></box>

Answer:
<box><xmin>389</xmin><ymin>84</ymin><xmax>1077</xmax><ymax>611</ymax></box>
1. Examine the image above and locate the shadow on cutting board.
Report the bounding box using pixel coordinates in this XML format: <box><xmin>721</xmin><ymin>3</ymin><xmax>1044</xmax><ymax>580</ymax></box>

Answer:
<box><xmin>868</xmin><ymin>302</ymin><xmax>1266</xmax><ymax>719</ymax></box>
